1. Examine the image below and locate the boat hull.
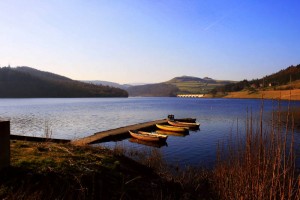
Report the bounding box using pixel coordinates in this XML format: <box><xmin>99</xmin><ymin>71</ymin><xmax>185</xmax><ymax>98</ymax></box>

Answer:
<box><xmin>167</xmin><ymin>120</ymin><xmax>200</xmax><ymax>129</ymax></box>
<box><xmin>139</xmin><ymin>131</ymin><xmax>168</xmax><ymax>139</ymax></box>
<box><xmin>175</xmin><ymin>118</ymin><xmax>196</xmax><ymax>123</ymax></box>
<box><xmin>155</xmin><ymin>130</ymin><xmax>188</xmax><ymax>137</ymax></box>
<box><xmin>129</xmin><ymin>130</ymin><xmax>167</xmax><ymax>142</ymax></box>
<box><xmin>156</xmin><ymin>124</ymin><xmax>188</xmax><ymax>132</ymax></box>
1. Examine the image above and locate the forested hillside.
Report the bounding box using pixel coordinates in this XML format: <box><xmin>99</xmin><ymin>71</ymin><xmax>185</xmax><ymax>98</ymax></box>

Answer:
<box><xmin>211</xmin><ymin>64</ymin><xmax>300</xmax><ymax>94</ymax></box>
<box><xmin>15</xmin><ymin>66</ymin><xmax>71</xmax><ymax>82</ymax></box>
<box><xmin>127</xmin><ymin>83</ymin><xmax>179</xmax><ymax>97</ymax></box>
<box><xmin>0</xmin><ymin>67</ymin><xmax>128</xmax><ymax>98</ymax></box>
<box><xmin>82</xmin><ymin>80</ymin><xmax>131</xmax><ymax>90</ymax></box>
<box><xmin>263</xmin><ymin>64</ymin><xmax>300</xmax><ymax>85</ymax></box>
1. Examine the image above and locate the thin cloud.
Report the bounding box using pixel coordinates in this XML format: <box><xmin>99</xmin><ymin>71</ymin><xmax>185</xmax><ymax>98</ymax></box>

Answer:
<box><xmin>203</xmin><ymin>2</ymin><xmax>243</xmax><ymax>32</ymax></box>
<box><xmin>204</xmin><ymin>15</ymin><xmax>227</xmax><ymax>31</ymax></box>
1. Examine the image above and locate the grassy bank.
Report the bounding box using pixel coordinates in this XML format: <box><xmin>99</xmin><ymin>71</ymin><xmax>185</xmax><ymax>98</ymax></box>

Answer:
<box><xmin>1</xmin><ymin>103</ymin><xmax>300</xmax><ymax>199</ymax></box>
<box><xmin>1</xmin><ymin>141</ymin><xmax>169</xmax><ymax>199</ymax></box>
<box><xmin>224</xmin><ymin>89</ymin><xmax>300</xmax><ymax>100</ymax></box>
<box><xmin>2</xmin><ymin>129</ymin><xmax>299</xmax><ymax>199</ymax></box>
<box><xmin>0</xmin><ymin>140</ymin><xmax>212</xmax><ymax>199</ymax></box>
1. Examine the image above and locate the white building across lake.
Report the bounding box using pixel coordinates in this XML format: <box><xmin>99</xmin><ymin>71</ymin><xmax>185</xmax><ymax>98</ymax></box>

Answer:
<box><xmin>177</xmin><ymin>94</ymin><xmax>204</xmax><ymax>98</ymax></box>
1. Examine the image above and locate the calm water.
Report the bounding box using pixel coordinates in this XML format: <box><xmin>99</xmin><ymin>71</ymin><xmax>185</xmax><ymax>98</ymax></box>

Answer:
<box><xmin>1</xmin><ymin>97</ymin><xmax>299</xmax><ymax>167</ymax></box>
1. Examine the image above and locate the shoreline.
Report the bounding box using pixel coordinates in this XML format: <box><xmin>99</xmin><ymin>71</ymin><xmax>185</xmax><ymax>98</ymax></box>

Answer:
<box><xmin>201</xmin><ymin>89</ymin><xmax>300</xmax><ymax>101</ymax></box>
<box><xmin>1</xmin><ymin>106</ymin><xmax>299</xmax><ymax>199</ymax></box>
<box><xmin>224</xmin><ymin>89</ymin><xmax>300</xmax><ymax>101</ymax></box>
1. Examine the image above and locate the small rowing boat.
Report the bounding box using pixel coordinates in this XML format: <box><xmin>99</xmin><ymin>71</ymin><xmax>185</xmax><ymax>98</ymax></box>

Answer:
<box><xmin>175</xmin><ymin>118</ymin><xmax>196</xmax><ymax>123</ymax></box>
<box><xmin>167</xmin><ymin>120</ymin><xmax>200</xmax><ymax>129</ymax></box>
<box><xmin>138</xmin><ymin>131</ymin><xmax>168</xmax><ymax>139</ymax></box>
<box><xmin>156</xmin><ymin>124</ymin><xmax>188</xmax><ymax>132</ymax></box>
<box><xmin>129</xmin><ymin>130</ymin><xmax>167</xmax><ymax>142</ymax></box>
<box><xmin>155</xmin><ymin>130</ymin><xmax>188</xmax><ymax>137</ymax></box>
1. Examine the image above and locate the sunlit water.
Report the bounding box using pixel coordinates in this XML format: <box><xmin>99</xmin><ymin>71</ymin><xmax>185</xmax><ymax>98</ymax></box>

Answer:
<box><xmin>1</xmin><ymin>97</ymin><xmax>299</xmax><ymax>168</ymax></box>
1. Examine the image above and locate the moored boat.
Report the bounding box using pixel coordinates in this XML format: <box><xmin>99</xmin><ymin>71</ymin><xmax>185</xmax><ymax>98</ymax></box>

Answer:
<box><xmin>167</xmin><ymin>120</ymin><xmax>200</xmax><ymax>129</ymax></box>
<box><xmin>138</xmin><ymin>131</ymin><xmax>168</xmax><ymax>139</ymax></box>
<box><xmin>155</xmin><ymin>130</ymin><xmax>188</xmax><ymax>137</ymax></box>
<box><xmin>156</xmin><ymin>124</ymin><xmax>188</xmax><ymax>132</ymax></box>
<box><xmin>129</xmin><ymin>130</ymin><xmax>167</xmax><ymax>142</ymax></box>
<box><xmin>175</xmin><ymin>118</ymin><xmax>196</xmax><ymax>123</ymax></box>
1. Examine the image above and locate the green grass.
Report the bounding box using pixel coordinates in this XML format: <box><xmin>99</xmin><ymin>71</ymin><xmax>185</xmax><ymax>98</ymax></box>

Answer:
<box><xmin>0</xmin><ymin>140</ymin><xmax>217</xmax><ymax>199</ymax></box>
<box><xmin>169</xmin><ymin>81</ymin><xmax>224</xmax><ymax>94</ymax></box>
<box><xmin>1</xmin><ymin>141</ymin><xmax>180</xmax><ymax>199</ymax></box>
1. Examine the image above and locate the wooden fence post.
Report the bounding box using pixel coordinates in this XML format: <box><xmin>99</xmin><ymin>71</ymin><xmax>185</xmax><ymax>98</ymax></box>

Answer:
<box><xmin>0</xmin><ymin>121</ymin><xmax>10</xmax><ymax>170</ymax></box>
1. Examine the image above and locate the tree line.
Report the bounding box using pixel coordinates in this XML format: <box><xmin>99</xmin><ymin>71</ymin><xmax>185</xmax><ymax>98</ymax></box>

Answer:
<box><xmin>127</xmin><ymin>83</ymin><xmax>179</xmax><ymax>97</ymax></box>
<box><xmin>210</xmin><ymin>64</ymin><xmax>300</xmax><ymax>95</ymax></box>
<box><xmin>0</xmin><ymin>67</ymin><xmax>128</xmax><ymax>98</ymax></box>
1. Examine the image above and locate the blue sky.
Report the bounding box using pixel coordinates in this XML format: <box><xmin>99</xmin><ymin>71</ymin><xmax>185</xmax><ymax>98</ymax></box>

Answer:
<box><xmin>0</xmin><ymin>0</ymin><xmax>299</xmax><ymax>84</ymax></box>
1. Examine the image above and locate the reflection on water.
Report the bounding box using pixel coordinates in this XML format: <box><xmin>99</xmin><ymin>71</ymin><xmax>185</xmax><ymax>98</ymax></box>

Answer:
<box><xmin>0</xmin><ymin>97</ymin><xmax>299</xmax><ymax>167</ymax></box>
<box><xmin>128</xmin><ymin>138</ymin><xmax>167</xmax><ymax>148</ymax></box>
<box><xmin>156</xmin><ymin>130</ymin><xmax>189</xmax><ymax>137</ymax></box>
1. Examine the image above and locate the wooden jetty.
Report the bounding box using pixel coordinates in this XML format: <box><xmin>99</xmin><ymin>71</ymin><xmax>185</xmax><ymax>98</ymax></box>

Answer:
<box><xmin>71</xmin><ymin>119</ymin><xmax>167</xmax><ymax>146</ymax></box>
<box><xmin>0</xmin><ymin>121</ymin><xmax>10</xmax><ymax>169</ymax></box>
<box><xmin>10</xmin><ymin>135</ymin><xmax>70</xmax><ymax>143</ymax></box>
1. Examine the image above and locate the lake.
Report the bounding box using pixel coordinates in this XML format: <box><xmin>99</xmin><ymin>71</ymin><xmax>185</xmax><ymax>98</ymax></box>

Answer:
<box><xmin>1</xmin><ymin>97</ymin><xmax>299</xmax><ymax>168</ymax></box>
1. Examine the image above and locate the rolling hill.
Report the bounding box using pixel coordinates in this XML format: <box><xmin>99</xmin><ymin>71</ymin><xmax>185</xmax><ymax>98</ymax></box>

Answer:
<box><xmin>127</xmin><ymin>76</ymin><xmax>235</xmax><ymax>97</ymax></box>
<box><xmin>262</xmin><ymin>64</ymin><xmax>300</xmax><ymax>85</ymax></box>
<box><xmin>0</xmin><ymin>66</ymin><xmax>128</xmax><ymax>98</ymax></box>
<box><xmin>126</xmin><ymin>83</ymin><xmax>179</xmax><ymax>97</ymax></box>
<box><xmin>82</xmin><ymin>80</ymin><xmax>131</xmax><ymax>90</ymax></box>
<box><xmin>166</xmin><ymin>76</ymin><xmax>235</xmax><ymax>94</ymax></box>
<box><xmin>211</xmin><ymin>64</ymin><xmax>300</xmax><ymax>95</ymax></box>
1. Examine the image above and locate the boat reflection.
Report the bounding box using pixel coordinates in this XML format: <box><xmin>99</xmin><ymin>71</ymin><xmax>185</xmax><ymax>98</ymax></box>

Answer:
<box><xmin>155</xmin><ymin>130</ymin><xmax>189</xmax><ymax>137</ymax></box>
<box><xmin>128</xmin><ymin>138</ymin><xmax>168</xmax><ymax>148</ymax></box>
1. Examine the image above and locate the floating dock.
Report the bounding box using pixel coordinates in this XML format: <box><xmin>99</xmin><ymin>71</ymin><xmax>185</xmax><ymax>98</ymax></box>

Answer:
<box><xmin>71</xmin><ymin>119</ymin><xmax>167</xmax><ymax>146</ymax></box>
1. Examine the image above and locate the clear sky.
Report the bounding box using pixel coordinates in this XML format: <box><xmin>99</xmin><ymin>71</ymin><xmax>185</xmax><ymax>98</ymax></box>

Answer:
<box><xmin>0</xmin><ymin>0</ymin><xmax>299</xmax><ymax>84</ymax></box>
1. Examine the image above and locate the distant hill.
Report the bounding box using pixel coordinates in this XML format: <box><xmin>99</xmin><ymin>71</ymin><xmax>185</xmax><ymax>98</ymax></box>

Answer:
<box><xmin>167</xmin><ymin>76</ymin><xmax>205</xmax><ymax>83</ymax></box>
<box><xmin>82</xmin><ymin>80</ymin><xmax>131</xmax><ymax>90</ymax></box>
<box><xmin>127</xmin><ymin>76</ymin><xmax>235</xmax><ymax>97</ymax></box>
<box><xmin>15</xmin><ymin>66</ymin><xmax>71</xmax><ymax>82</ymax></box>
<box><xmin>0</xmin><ymin>66</ymin><xmax>128</xmax><ymax>98</ymax></box>
<box><xmin>167</xmin><ymin>75</ymin><xmax>234</xmax><ymax>84</ymax></box>
<box><xmin>127</xmin><ymin>83</ymin><xmax>179</xmax><ymax>97</ymax></box>
<box><xmin>166</xmin><ymin>76</ymin><xmax>235</xmax><ymax>94</ymax></box>
<box><xmin>262</xmin><ymin>64</ymin><xmax>300</xmax><ymax>85</ymax></box>
<box><xmin>211</xmin><ymin>64</ymin><xmax>300</xmax><ymax>95</ymax></box>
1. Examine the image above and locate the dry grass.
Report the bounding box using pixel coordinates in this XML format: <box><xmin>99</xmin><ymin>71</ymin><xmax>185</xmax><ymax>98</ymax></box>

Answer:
<box><xmin>131</xmin><ymin>147</ymin><xmax>215</xmax><ymax>199</ymax></box>
<box><xmin>277</xmin><ymin>80</ymin><xmax>300</xmax><ymax>90</ymax></box>
<box><xmin>109</xmin><ymin>99</ymin><xmax>300</xmax><ymax>199</ymax></box>
<box><xmin>3</xmin><ymin>98</ymin><xmax>300</xmax><ymax>199</ymax></box>
<box><xmin>225</xmin><ymin>89</ymin><xmax>300</xmax><ymax>100</ymax></box>
<box><xmin>2</xmin><ymin>141</ymin><xmax>182</xmax><ymax>200</ymax></box>
<box><xmin>44</xmin><ymin>120</ymin><xmax>52</xmax><ymax>139</ymax></box>
<box><xmin>111</xmin><ymin>144</ymin><xmax>215</xmax><ymax>199</ymax></box>
<box><xmin>214</xmin><ymin>100</ymin><xmax>300</xmax><ymax>200</ymax></box>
